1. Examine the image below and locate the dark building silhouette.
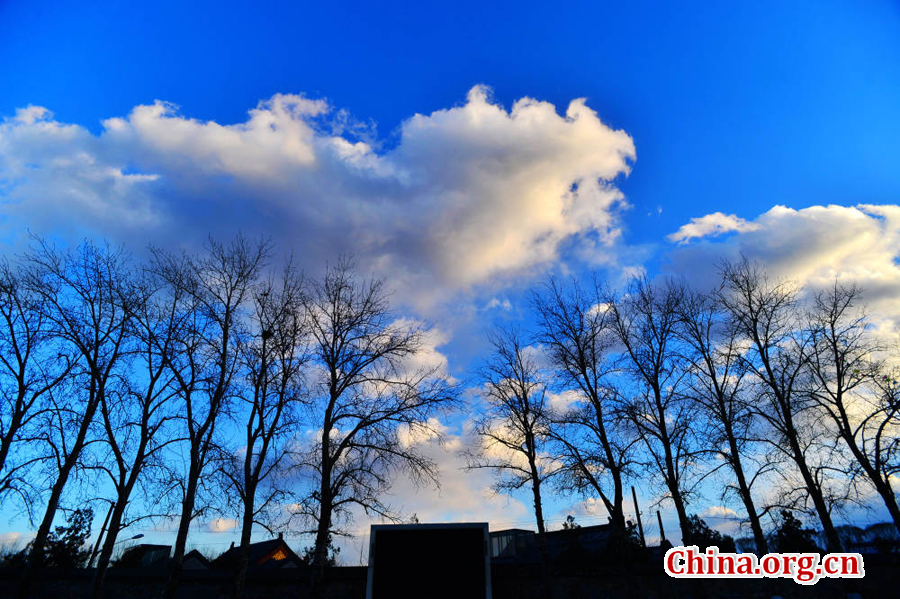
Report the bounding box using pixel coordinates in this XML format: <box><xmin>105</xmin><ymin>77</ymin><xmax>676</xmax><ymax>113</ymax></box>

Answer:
<box><xmin>115</xmin><ymin>544</ymin><xmax>171</xmax><ymax>569</ymax></box>
<box><xmin>366</xmin><ymin>523</ymin><xmax>492</xmax><ymax>599</ymax></box>
<box><xmin>182</xmin><ymin>549</ymin><xmax>211</xmax><ymax>570</ymax></box>
<box><xmin>489</xmin><ymin>523</ymin><xmax>613</xmax><ymax>564</ymax></box>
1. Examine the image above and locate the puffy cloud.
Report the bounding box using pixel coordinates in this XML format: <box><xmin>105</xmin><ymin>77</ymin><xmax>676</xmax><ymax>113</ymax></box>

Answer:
<box><xmin>0</xmin><ymin>108</ymin><xmax>162</xmax><ymax>236</ymax></box>
<box><xmin>0</xmin><ymin>87</ymin><xmax>635</xmax><ymax>309</ymax></box>
<box><xmin>485</xmin><ymin>297</ymin><xmax>513</xmax><ymax>312</ymax></box>
<box><xmin>390</xmin><ymin>319</ymin><xmax>453</xmax><ymax>380</ymax></box>
<box><xmin>701</xmin><ymin>505</ymin><xmax>739</xmax><ymax>520</ymax></box>
<box><xmin>560</xmin><ymin>497</ymin><xmax>609</xmax><ymax>520</ymax></box>
<box><xmin>0</xmin><ymin>531</ymin><xmax>32</xmax><ymax>551</ymax></box>
<box><xmin>336</xmin><ymin>424</ymin><xmax>532</xmax><ymax>564</ymax></box>
<box><xmin>547</xmin><ymin>389</ymin><xmax>581</xmax><ymax>412</ymax></box>
<box><xmin>667</xmin><ymin>212</ymin><xmax>761</xmax><ymax>244</ymax></box>
<box><xmin>397</xmin><ymin>417</ymin><xmax>448</xmax><ymax>449</ymax></box>
<box><xmin>699</xmin><ymin>506</ymin><xmax>741</xmax><ymax>537</ymax></box>
<box><xmin>205</xmin><ymin>518</ymin><xmax>239</xmax><ymax>533</ymax></box>
<box><xmin>666</xmin><ymin>204</ymin><xmax>900</xmax><ymax>332</ymax></box>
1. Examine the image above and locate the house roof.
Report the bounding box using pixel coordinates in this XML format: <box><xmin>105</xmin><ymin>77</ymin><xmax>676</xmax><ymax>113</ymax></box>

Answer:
<box><xmin>489</xmin><ymin>528</ymin><xmax>534</xmax><ymax>535</ymax></box>
<box><xmin>212</xmin><ymin>536</ymin><xmax>302</xmax><ymax>570</ymax></box>
<box><xmin>183</xmin><ymin>549</ymin><xmax>211</xmax><ymax>568</ymax></box>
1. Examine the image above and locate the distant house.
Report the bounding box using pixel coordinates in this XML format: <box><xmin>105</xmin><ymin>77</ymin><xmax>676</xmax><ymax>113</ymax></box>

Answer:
<box><xmin>810</xmin><ymin>521</ymin><xmax>900</xmax><ymax>555</ymax></box>
<box><xmin>489</xmin><ymin>528</ymin><xmax>535</xmax><ymax>560</ymax></box>
<box><xmin>489</xmin><ymin>523</ymin><xmax>614</xmax><ymax>563</ymax></box>
<box><xmin>116</xmin><ymin>544</ymin><xmax>171</xmax><ymax>569</ymax></box>
<box><xmin>212</xmin><ymin>534</ymin><xmax>303</xmax><ymax>570</ymax></box>
<box><xmin>183</xmin><ymin>549</ymin><xmax>211</xmax><ymax>570</ymax></box>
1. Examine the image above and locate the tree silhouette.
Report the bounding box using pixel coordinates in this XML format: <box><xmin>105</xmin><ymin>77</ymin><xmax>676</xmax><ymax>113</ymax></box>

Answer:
<box><xmin>532</xmin><ymin>277</ymin><xmax>634</xmax><ymax>538</ymax></box>
<box><xmin>155</xmin><ymin>235</ymin><xmax>271</xmax><ymax>599</ymax></box>
<box><xmin>772</xmin><ymin>510</ymin><xmax>821</xmax><ymax>553</ymax></box>
<box><xmin>684</xmin><ymin>514</ymin><xmax>736</xmax><ymax>552</ymax></box>
<box><xmin>721</xmin><ymin>259</ymin><xmax>844</xmax><ymax>552</ymax></box>
<box><xmin>467</xmin><ymin>327</ymin><xmax>555</xmax><ymax>599</ymax></box>
<box><xmin>607</xmin><ymin>276</ymin><xmax>699</xmax><ymax>545</ymax></box>
<box><xmin>298</xmin><ymin>260</ymin><xmax>456</xmax><ymax>595</ymax></box>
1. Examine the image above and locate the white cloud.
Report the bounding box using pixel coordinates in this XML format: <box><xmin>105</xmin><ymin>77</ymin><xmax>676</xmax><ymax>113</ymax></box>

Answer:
<box><xmin>389</xmin><ymin>319</ymin><xmax>453</xmax><ymax>380</ymax></box>
<box><xmin>485</xmin><ymin>297</ymin><xmax>513</xmax><ymax>312</ymax></box>
<box><xmin>547</xmin><ymin>389</ymin><xmax>580</xmax><ymax>412</ymax></box>
<box><xmin>701</xmin><ymin>505</ymin><xmax>739</xmax><ymax>520</ymax></box>
<box><xmin>397</xmin><ymin>417</ymin><xmax>448</xmax><ymax>449</ymax></box>
<box><xmin>700</xmin><ymin>506</ymin><xmax>741</xmax><ymax>537</ymax></box>
<box><xmin>0</xmin><ymin>86</ymin><xmax>635</xmax><ymax>310</ymax></box>
<box><xmin>205</xmin><ymin>518</ymin><xmax>239</xmax><ymax>533</ymax></box>
<box><xmin>0</xmin><ymin>531</ymin><xmax>32</xmax><ymax>551</ymax></box>
<box><xmin>335</xmin><ymin>425</ymin><xmax>532</xmax><ymax>564</ymax></box>
<box><xmin>668</xmin><ymin>212</ymin><xmax>761</xmax><ymax>244</ymax></box>
<box><xmin>666</xmin><ymin>204</ymin><xmax>900</xmax><ymax>333</ymax></box>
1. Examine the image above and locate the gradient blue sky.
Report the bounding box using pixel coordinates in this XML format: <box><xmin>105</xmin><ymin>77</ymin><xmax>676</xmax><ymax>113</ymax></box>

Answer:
<box><xmin>3</xmin><ymin>0</ymin><xmax>899</xmax><ymax>249</ymax></box>
<box><xmin>2</xmin><ymin>0</ymin><xmax>900</xmax><ymax>559</ymax></box>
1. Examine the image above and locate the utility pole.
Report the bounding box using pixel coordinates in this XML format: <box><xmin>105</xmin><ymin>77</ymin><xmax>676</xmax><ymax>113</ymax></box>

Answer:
<box><xmin>657</xmin><ymin>510</ymin><xmax>666</xmax><ymax>544</ymax></box>
<box><xmin>88</xmin><ymin>503</ymin><xmax>115</xmax><ymax>568</ymax></box>
<box><xmin>631</xmin><ymin>486</ymin><xmax>646</xmax><ymax>548</ymax></box>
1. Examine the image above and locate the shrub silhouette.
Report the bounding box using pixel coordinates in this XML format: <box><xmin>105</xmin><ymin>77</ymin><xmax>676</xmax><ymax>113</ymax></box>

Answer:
<box><xmin>684</xmin><ymin>514</ymin><xmax>736</xmax><ymax>552</ymax></box>
<box><xmin>772</xmin><ymin>510</ymin><xmax>821</xmax><ymax>554</ymax></box>
<box><xmin>4</xmin><ymin>508</ymin><xmax>93</xmax><ymax>568</ymax></box>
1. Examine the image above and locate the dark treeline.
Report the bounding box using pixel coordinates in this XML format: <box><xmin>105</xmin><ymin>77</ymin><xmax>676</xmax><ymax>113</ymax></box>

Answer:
<box><xmin>0</xmin><ymin>236</ymin><xmax>457</xmax><ymax>599</ymax></box>
<box><xmin>1</xmin><ymin>235</ymin><xmax>899</xmax><ymax>598</ymax></box>
<box><xmin>467</xmin><ymin>261</ymin><xmax>900</xmax><ymax>597</ymax></box>
<box><xmin>478</xmin><ymin>261</ymin><xmax>900</xmax><ymax>564</ymax></box>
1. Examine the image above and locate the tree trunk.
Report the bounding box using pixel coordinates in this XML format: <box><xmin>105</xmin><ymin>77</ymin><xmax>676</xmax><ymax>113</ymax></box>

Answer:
<box><xmin>17</xmin><ymin>459</ymin><xmax>70</xmax><ymax>598</ymax></box>
<box><xmin>0</xmin><ymin>397</ymin><xmax>24</xmax><ymax>476</ymax></box>
<box><xmin>310</xmin><ymin>432</ymin><xmax>333</xmax><ymax>599</ymax></box>
<box><xmin>786</xmin><ymin>432</ymin><xmax>843</xmax><ymax>552</ymax></box>
<box><xmin>91</xmin><ymin>436</ymin><xmax>150</xmax><ymax>599</ymax></box>
<box><xmin>595</xmin><ymin>405</ymin><xmax>627</xmax><ymax>534</ymax></box>
<box><xmin>29</xmin><ymin>466</ymin><xmax>68</xmax><ymax>560</ymax></box>
<box><xmin>528</xmin><ymin>452</ymin><xmax>552</xmax><ymax>599</ymax></box>
<box><xmin>610</xmin><ymin>471</ymin><xmax>626</xmax><ymax>532</ymax></box>
<box><xmin>724</xmin><ymin>423</ymin><xmax>767</xmax><ymax>553</ymax></box>
<box><xmin>655</xmin><ymin>390</ymin><xmax>691</xmax><ymax>544</ymax></box>
<box><xmin>835</xmin><ymin>414</ymin><xmax>900</xmax><ymax>535</ymax></box>
<box><xmin>90</xmin><ymin>499</ymin><xmax>129</xmax><ymax>599</ymax></box>
<box><xmin>874</xmin><ymin>479</ymin><xmax>900</xmax><ymax>536</ymax></box>
<box><xmin>669</xmin><ymin>480</ymin><xmax>691</xmax><ymax>545</ymax></box>
<box><xmin>662</xmin><ymin>441</ymin><xmax>690</xmax><ymax>544</ymax></box>
<box><xmin>231</xmin><ymin>496</ymin><xmax>255</xmax><ymax>599</ymax></box>
<box><xmin>19</xmin><ymin>389</ymin><xmax>100</xmax><ymax>599</ymax></box>
<box><xmin>164</xmin><ymin>468</ymin><xmax>199</xmax><ymax>599</ymax></box>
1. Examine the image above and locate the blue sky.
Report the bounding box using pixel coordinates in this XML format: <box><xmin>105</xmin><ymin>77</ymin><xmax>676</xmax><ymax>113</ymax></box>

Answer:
<box><xmin>3</xmin><ymin>0</ymin><xmax>899</xmax><ymax>249</ymax></box>
<box><xmin>2</xmin><ymin>0</ymin><xmax>900</xmax><ymax>559</ymax></box>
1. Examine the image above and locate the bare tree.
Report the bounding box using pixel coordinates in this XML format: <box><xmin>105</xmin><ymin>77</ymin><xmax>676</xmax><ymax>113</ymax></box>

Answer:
<box><xmin>805</xmin><ymin>282</ymin><xmax>900</xmax><ymax>534</ymax></box>
<box><xmin>466</xmin><ymin>327</ymin><xmax>554</xmax><ymax>599</ymax></box>
<box><xmin>89</xmin><ymin>271</ymin><xmax>184</xmax><ymax>599</ymax></box>
<box><xmin>299</xmin><ymin>260</ymin><xmax>456</xmax><ymax>594</ymax></box>
<box><xmin>155</xmin><ymin>236</ymin><xmax>270</xmax><ymax>599</ymax></box>
<box><xmin>678</xmin><ymin>287</ymin><xmax>771</xmax><ymax>553</ymax></box>
<box><xmin>606</xmin><ymin>276</ymin><xmax>699</xmax><ymax>544</ymax></box>
<box><xmin>532</xmin><ymin>277</ymin><xmax>635</xmax><ymax>537</ymax></box>
<box><xmin>720</xmin><ymin>260</ymin><xmax>844</xmax><ymax>552</ymax></box>
<box><xmin>18</xmin><ymin>240</ymin><xmax>135</xmax><ymax>598</ymax></box>
<box><xmin>0</xmin><ymin>260</ymin><xmax>73</xmax><ymax>511</ymax></box>
<box><xmin>224</xmin><ymin>263</ymin><xmax>309</xmax><ymax>599</ymax></box>
<box><xmin>866</xmin><ymin>359</ymin><xmax>900</xmax><ymax>526</ymax></box>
